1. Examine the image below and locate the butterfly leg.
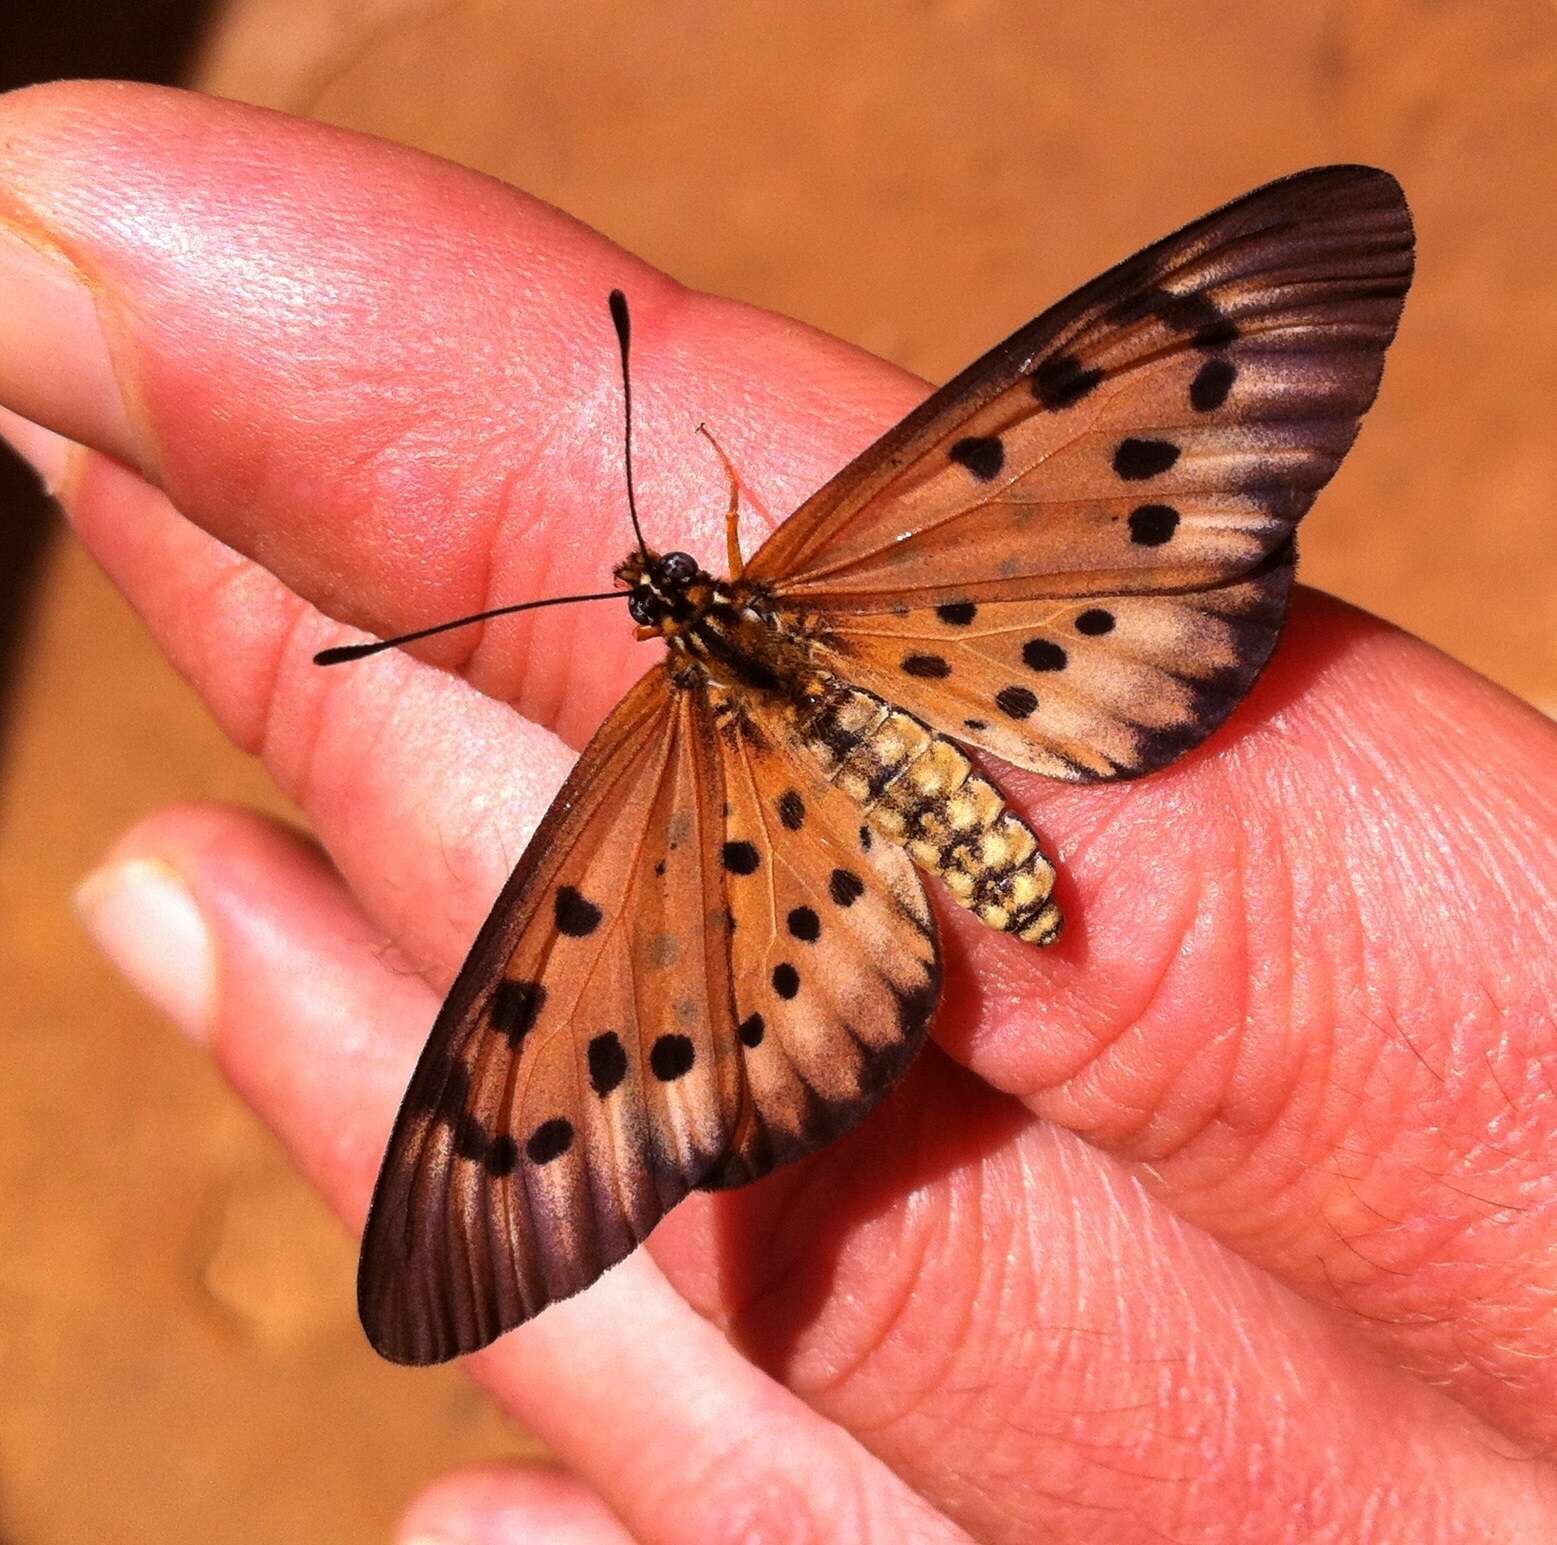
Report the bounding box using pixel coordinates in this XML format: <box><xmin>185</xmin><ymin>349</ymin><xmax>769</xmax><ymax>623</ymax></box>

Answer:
<box><xmin>696</xmin><ymin>422</ymin><xmax>745</xmax><ymax>579</ymax></box>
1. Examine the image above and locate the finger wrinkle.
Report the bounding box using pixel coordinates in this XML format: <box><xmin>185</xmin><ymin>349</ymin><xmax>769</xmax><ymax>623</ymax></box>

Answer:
<box><xmin>1038</xmin><ymin>873</ymin><xmax>1215</xmax><ymax>1149</ymax></box>
<box><xmin>185</xmin><ymin>554</ymin><xmax>314</xmax><ymax>759</ymax></box>
<box><xmin>0</xmin><ymin>191</ymin><xmax>150</xmax><ymax>472</ymax></box>
<box><xmin>806</xmin><ymin>1185</ymin><xmax>957</xmax><ymax>1423</ymax></box>
<box><xmin>260</xmin><ymin>600</ymin><xmax>360</xmax><ymax>809</ymax></box>
<box><xmin>665</xmin><ymin>1424</ymin><xmax>962</xmax><ymax>1545</ymax></box>
<box><xmin>452</xmin><ymin>405</ymin><xmax>603</xmax><ymax>697</ymax></box>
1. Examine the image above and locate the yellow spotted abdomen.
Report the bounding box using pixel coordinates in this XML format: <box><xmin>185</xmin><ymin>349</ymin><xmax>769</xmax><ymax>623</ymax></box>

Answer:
<box><xmin>795</xmin><ymin>680</ymin><xmax>1062</xmax><ymax>945</ymax></box>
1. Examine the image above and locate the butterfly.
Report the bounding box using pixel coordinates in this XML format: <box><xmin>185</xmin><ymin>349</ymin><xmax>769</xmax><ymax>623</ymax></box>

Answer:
<box><xmin>327</xmin><ymin>164</ymin><xmax>1414</xmax><ymax>1364</ymax></box>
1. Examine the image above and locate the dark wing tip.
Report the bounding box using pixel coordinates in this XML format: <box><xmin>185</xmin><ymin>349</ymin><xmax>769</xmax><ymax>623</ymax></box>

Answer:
<box><xmin>357</xmin><ymin>1277</ymin><xmax>450</xmax><ymax>1367</ymax></box>
<box><xmin>357</xmin><ymin>1211</ymin><xmax>466</xmax><ymax>1366</ymax></box>
<box><xmin>1085</xmin><ymin>541</ymin><xmax>1298</xmax><ymax>785</ymax></box>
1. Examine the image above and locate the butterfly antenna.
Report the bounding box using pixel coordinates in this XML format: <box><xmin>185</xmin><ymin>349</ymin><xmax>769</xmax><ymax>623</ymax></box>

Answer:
<box><xmin>609</xmin><ymin>288</ymin><xmax>652</xmax><ymax>565</ymax></box>
<box><xmin>312</xmin><ymin>589</ymin><xmax>622</xmax><ymax>666</ymax></box>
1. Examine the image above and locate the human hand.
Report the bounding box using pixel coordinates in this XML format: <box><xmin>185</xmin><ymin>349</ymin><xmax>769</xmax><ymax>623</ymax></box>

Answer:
<box><xmin>3</xmin><ymin>82</ymin><xmax>1555</xmax><ymax>1542</ymax></box>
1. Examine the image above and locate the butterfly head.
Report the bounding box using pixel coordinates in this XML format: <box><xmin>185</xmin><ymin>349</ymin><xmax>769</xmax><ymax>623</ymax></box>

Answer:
<box><xmin>616</xmin><ymin>548</ymin><xmax>715</xmax><ymax>635</ymax></box>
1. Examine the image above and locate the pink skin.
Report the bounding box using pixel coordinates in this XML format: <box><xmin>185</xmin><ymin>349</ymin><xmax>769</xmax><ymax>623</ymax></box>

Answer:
<box><xmin>3</xmin><ymin>80</ymin><xmax>1556</xmax><ymax>1542</ymax></box>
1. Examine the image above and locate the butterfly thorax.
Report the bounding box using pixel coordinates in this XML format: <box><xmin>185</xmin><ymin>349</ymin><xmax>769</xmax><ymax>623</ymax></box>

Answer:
<box><xmin>617</xmin><ymin>547</ymin><xmax>820</xmax><ymax>700</ymax></box>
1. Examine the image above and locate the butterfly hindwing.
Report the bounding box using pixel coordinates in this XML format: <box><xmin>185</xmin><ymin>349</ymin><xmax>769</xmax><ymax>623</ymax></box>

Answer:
<box><xmin>358</xmin><ymin>668</ymin><xmax>941</xmax><ymax>1364</ymax></box>
<box><xmin>698</xmin><ymin>691</ymin><xmax>940</xmax><ymax>1188</ymax></box>
<box><xmin>802</xmin><ymin>547</ymin><xmax>1295</xmax><ymax>781</ymax></box>
<box><xmin>748</xmin><ymin>165</ymin><xmax>1411</xmax><ymax>613</ymax></box>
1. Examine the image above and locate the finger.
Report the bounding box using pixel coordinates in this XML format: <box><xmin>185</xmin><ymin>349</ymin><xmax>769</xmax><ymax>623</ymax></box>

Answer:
<box><xmin>398</xmin><ymin>1464</ymin><xmax>635</xmax><ymax>1545</ymax></box>
<box><xmin>78</xmin><ymin>806</ymin><xmax>972</xmax><ymax>1545</ymax></box>
<box><xmin>0</xmin><ymin>79</ymin><xmax>898</xmax><ymax>738</ymax></box>
<box><xmin>80</xmin><ymin>805</ymin><xmax>1557</xmax><ymax>1543</ymax></box>
<box><xmin>964</xmin><ymin>592</ymin><xmax>1557</xmax><ymax>1448</ymax></box>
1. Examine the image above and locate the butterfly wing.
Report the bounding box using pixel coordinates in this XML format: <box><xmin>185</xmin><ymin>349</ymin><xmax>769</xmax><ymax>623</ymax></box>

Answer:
<box><xmin>358</xmin><ymin>666</ymin><xmax>939</xmax><ymax>1364</ymax></box>
<box><xmin>695</xmin><ymin>688</ymin><xmax>940</xmax><ymax>1190</ymax></box>
<box><xmin>799</xmin><ymin>550</ymin><xmax>1295</xmax><ymax>781</ymax></box>
<box><xmin>745</xmin><ymin>164</ymin><xmax>1411</xmax><ymax>779</ymax></box>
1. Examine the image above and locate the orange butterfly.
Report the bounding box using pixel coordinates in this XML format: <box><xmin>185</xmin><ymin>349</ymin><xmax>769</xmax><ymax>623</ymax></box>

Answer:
<box><xmin>326</xmin><ymin>165</ymin><xmax>1413</xmax><ymax>1363</ymax></box>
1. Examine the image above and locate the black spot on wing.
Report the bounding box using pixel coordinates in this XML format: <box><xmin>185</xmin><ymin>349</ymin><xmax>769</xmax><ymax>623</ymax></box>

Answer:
<box><xmin>1032</xmin><ymin>352</ymin><xmax>1103</xmax><ymax>408</ymax></box>
<box><xmin>554</xmin><ymin>886</ymin><xmax>603</xmax><ymax>937</ymax></box>
<box><xmin>1128</xmin><ymin>503</ymin><xmax>1180</xmax><ymax>545</ymax></box>
<box><xmin>949</xmin><ymin>435</ymin><xmax>1004</xmax><ymax>480</ymax></box>
<box><xmin>772</xmin><ymin>962</ymin><xmax>800</xmax><ymax>999</ymax></box>
<box><xmin>1192</xmin><ymin>317</ymin><xmax>1240</xmax><ymax>351</ymax></box>
<box><xmin>526</xmin><ymin>1117</ymin><xmax>573</xmax><ymax>1165</ymax></box>
<box><xmin>485</xmin><ymin>1134</ymin><xmax>519</xmax><ymax>1177</ymax></box>
<box><xmin>1189</xmin><ymin>357</ymin><xmax>1237</xmax><ymax>412</ymax></box>
<box><xmin>588</xmin><ymin>1031</ymin><xmax>628</xmax><ymax>1095</ymax></box>
<box><xmin>1166</xmin><ymin>293</ymin><xmax>1240</xmax><ymax>351</ymax></box>
<box><xmin>722</xmin><ymin>839</ymin><xmax>760</xmax><ymax>875</ymax></box>
<box><xmin>787</xmin><ymin>905</ymin><xmax>821</xmax><ymax>942</ymax></box>
<box><xmin>491</xmin><ymin>980</ymin><xmax>546</xmax><ymax>1049</ymax></box>
<box><xmin>1112</xmin><ymin>286</ymin><xmax>1239</xmax><ymax>352</ymax></box>
<box><xmin>1022</xmin><ymin>638</ymin><xmax>1067</xmax><ymax>672</ymax></box>
<box><xmin>1149</xmin><ymin>289</ymin><xmax>1223</xmax><ymax>334</ymax></box>
<box><xmin>1076</xmin><ymin>608</ymin><xmax>1115</xmax><ymax>636</ymax></box>
<box><xmin>995</xmin><ymin>685</ymin><xmax>1038</xmax><ymax>719</ymax></box>
<box><xmin>901</xmin><ymin>653</ymin><xmax>951</xmax><ymax>679</ymax></box>
<box><xmin>1113</xmin><ymin>438</ymin><xmax>1180</xmax><ymax>480</ymax></box>
<box><xmin>935</xmin><ymin>601</ymin><xmax>977</xmax><ymax>625</ymax></box>
<box><xmin>829</xmin><ymin>868</ymin><xmax>865</xmax><ymax>907</ymax></box>
<box><xmin>452</xmin><ymin>1111</ymin><xmax>490</xmax><ymax>1162</ymax></box>
<box><xmin>777</xmin><ymin>790</ymin><xmax>806</xmax><ymax>830</ymax></box>
<box><xmin>650</xmin><ymin>1033</ymin><xmax>695</xmax><ymax>1081</ymax></box>
<box><xmin>738</xmin><ymin>1013</ymin><xmax>765</xmax><ymax>1048</ymax></box>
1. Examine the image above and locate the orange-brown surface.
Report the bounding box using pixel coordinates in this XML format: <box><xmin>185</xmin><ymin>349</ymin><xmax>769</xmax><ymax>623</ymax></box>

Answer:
<box><xmin>2</xmin><ymin>2</ymin><xmax>1553</xmax><ymax>1540</ymax></box>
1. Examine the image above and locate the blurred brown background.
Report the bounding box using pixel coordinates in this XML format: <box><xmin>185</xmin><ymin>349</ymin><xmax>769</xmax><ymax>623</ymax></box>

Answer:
<box><xmin>2</xmin><ymin>2</ymin><xmax>1554</xmax><ymax>1540</ymax></box>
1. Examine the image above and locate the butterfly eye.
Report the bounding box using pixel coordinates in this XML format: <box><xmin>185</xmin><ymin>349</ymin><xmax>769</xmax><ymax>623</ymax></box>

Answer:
<box><xmin>628</xmin><ymin>589</ymin><xmax>662</xmax><ymax>626</ymax></box>
<box><xmin>657</xmin><ymin>551</ymin><xmax>698</xmax><ymax>584</ymax></box>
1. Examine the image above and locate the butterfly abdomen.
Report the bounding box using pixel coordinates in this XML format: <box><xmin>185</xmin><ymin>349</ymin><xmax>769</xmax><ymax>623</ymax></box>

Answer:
<box><xmin>796</xmin><ymin>680</ymin><xmax>1062</xmax><ymax>946</ymax></box>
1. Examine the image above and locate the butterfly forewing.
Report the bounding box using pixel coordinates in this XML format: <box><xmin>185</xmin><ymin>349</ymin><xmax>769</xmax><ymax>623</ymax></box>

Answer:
<box><xmin>748</xmin><ymin>165</ymin><xmax>1411</xmax><ymax>611</ymax></box>
<box><xmin>359</xmin><ymin>670</ymin><xmax>941</xmax><ymax>1363</ymax></box>
<box><xmin>359</xmin><ymin>668</ymin><xmax>684</xmax><ymax>1362</ymax></box>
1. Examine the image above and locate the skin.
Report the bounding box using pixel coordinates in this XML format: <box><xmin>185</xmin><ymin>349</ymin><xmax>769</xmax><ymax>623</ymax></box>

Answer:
<box><xmin>2</xmin><ymin>80</ymin><xmax>1556</xmax><ymax>1543</ymax></box>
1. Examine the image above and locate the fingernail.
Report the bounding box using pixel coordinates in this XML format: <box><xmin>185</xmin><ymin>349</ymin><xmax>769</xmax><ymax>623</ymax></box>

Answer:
<box><xmin>75</xmin><ymin>858</ymin><xmax>216</xmax><ymax>1044</ymax></box>
<box><xmin>0</xmin><ymin>403</ymin><xmax>75</xmax><ymax>493</ymax></box>
<box><xmin>0</xmin><ymin>220</ymin><xmax>137</xmax><ymax>464</ymax></box>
